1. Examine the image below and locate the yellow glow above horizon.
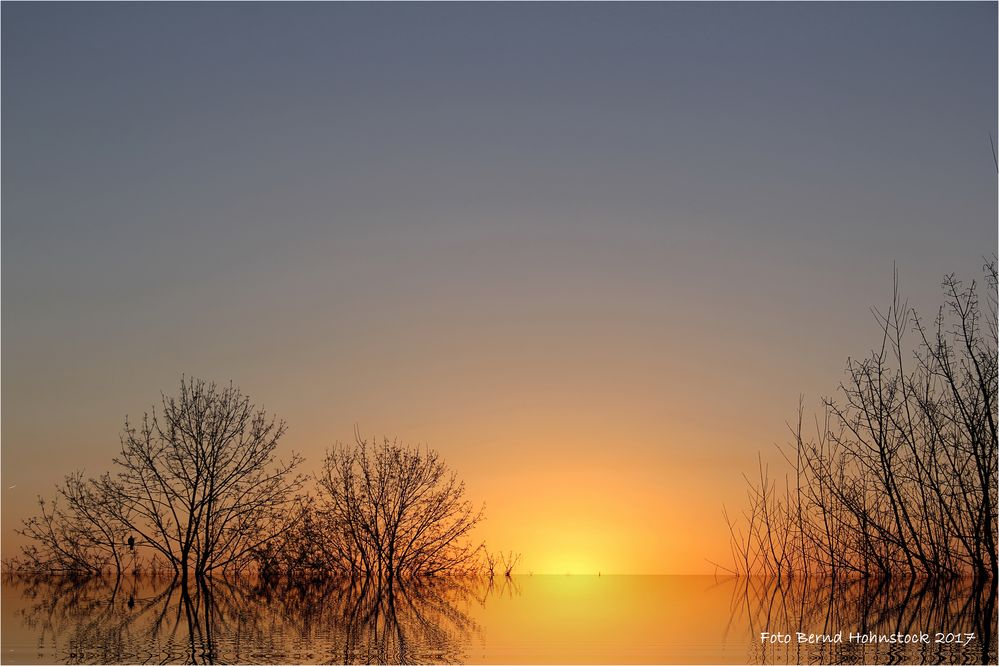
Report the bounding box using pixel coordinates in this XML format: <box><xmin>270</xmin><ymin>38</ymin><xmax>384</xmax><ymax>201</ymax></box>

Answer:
<box><xmin>465</xmin><ymin>448</ymin><xmax>735</xmax><ymax>575</ymax></box>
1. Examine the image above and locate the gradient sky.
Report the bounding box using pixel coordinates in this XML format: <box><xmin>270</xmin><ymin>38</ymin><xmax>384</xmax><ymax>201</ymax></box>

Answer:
<box><xmin>3</xmin><ymin>3</ymin><xmax>996</xmax><ymax>574</ymax></box>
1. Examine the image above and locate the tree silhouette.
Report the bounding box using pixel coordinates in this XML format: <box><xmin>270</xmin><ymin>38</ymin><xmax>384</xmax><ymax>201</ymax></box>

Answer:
<box><xmin>317</xmin><ymin>437</ymin><xmax>484</xmax><ymax>580</ymax></box>
<box><xmin>725</xmin><ymin>262</ymin><xmax>998</xmax><ymax>579</ymax></box>
<box><xmin>15</xmin><ymin>471</ymin><xmax>128</xmax><ymax>576</ymax></box>
<box><xmin>106</xmin><ymin>378</ymin><xmax>304</xmax><ymax>582</ymax></box>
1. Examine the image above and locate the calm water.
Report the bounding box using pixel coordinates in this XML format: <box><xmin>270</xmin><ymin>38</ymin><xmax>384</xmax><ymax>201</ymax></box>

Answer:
<box><xmin>1</xmin><ymin>574</ymin><xmax>994</xmax><ymax>664</ymax></box>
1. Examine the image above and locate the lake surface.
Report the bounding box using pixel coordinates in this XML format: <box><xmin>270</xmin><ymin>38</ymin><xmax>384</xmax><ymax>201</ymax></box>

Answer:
<box><xmin>1</xmin><ymin>574</ymin><xmax>994</xmax><ymax>664</ymax></box>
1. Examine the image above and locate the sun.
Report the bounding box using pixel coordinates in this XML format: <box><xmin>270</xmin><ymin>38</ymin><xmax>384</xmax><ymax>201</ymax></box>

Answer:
<box><xmin>530</xmin><ymin>552</ymin><xmax>603</xmax><ymax>576</ymax></box>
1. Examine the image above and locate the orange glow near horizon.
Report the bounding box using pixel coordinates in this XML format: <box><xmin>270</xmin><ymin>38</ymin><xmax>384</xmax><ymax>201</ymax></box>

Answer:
<box><xmin>419</xmin><ymin>427</ymin><xmax>749</xmax><ymax>575</ymax></box>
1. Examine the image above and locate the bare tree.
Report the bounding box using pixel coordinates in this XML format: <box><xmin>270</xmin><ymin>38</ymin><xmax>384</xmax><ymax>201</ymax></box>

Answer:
<box><xmin>107</xmin><ymin>378</ymin><xmax>304</xmax><ymax>583</ymax></box>
<box><xmin>12</xmin><ymin>381</ymin><xmax>501</xmax><ymax>585</ymax></box>
<box><xmin>483</xmin><ymin>549</ymin><xmax>497</xmax><ymax>579</ymax></box>
<box><xmin>726</xmin><ymin>262</ymin><xmax>998</xmax><ymax>579</ymax></box>
<box><xmin>15</xmin><ymin>471</ymin><xmax>128</xmax><ymax>576</ymax></box>
<box><xmin>499</xmin><ymin>551</ymin><xmax>521</xmax><ymax>578</ymax></box>
<box><xmin>317</xmin><ymin>436</ymin><xmax>484</xmax><ymax>580</ymax></box>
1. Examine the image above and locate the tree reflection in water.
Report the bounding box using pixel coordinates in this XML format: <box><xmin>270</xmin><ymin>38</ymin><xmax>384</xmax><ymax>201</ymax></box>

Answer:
<box><xmin>6</xmin><ymin>573</ymin><xmax>994</xmax><ymax>664</ymax></box>
<box><xmin>10</xmin><ymin>574</ymin><xmax>494</xmax><ymax>664</ymax></box>
<box><xmin>735</xmin><ymin>576</ymin><xmax>996</xmax><ymax>665</ymax></box>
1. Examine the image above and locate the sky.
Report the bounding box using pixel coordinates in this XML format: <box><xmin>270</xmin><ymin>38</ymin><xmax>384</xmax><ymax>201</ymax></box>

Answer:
<box><xmin>2</xmin><ymin>3</ymin><xmax>996</xmax><ymax>574</ymax></box>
